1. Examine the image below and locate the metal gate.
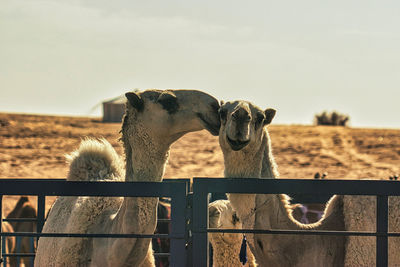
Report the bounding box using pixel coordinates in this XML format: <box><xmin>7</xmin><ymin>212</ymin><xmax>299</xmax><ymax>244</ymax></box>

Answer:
<box><xmin>1</xmin><ymin>178</ymin><xmax>400</xmax><ymax>267</ymax></box>
<box><xmin>0</xmin><ymin>179</ymin><xmax>190</xmax><ymax>266</ymax></box>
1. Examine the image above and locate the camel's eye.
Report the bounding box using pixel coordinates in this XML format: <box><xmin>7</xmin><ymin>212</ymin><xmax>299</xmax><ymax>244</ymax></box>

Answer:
<box><xmin>232</xmin><ymin>213</ymin><xmax>240</xmax><ymax>225</ymax></box>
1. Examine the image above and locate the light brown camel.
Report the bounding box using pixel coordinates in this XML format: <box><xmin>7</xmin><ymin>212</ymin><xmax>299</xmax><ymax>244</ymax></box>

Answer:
<box><xmin>35</xmin><ymin>89</ymin><xmax>221</xmax><ymax>267</ymax></box>
<box><xmin>219</xmin><ymin>100</ymin><xmax>346</xmax><ymax>267</ymax></box>
<box><xmin>2</xmin><ymin>219</ymin><xmax>15</xmax><ymax>267</ymax></box>
<box><xmin>209</xmin><ymin>199</ymin><xmax>257</xmax><ymax>267</ymax></box>
<box><xmin>6</xmin><ymin>196</ymin><xmax>37</xmax><ymax>267</ymax></box>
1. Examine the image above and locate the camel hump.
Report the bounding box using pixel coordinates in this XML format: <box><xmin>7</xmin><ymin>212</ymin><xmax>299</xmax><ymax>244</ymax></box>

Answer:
<box><xmin>21</xmin><ymin>202</ymin><xmax>37</xmax><ymax>218</ymax></box>
<box><xmin>66</xmin><ymin>138</ymin><xmax>124</xmax><ymax>181</ymax></box>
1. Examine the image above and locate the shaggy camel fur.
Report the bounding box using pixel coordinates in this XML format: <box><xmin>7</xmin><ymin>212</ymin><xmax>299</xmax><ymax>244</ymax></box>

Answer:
<box><xmin>219</xmin><ymin>100</ymin><xmax>346</xmax><ymax>267</ymax></box>
<box><xmin>342</xmin><ymin>193</ymin><xmax>400</xmax><ymax>266</ymax></box>
<box><xmin>6</xmin><ymin>196</ymin><xmax>37</xmax><ymax>267</ymax></box>
<box><xmin>209</xmin><ymin>200</ymin><xmax>257</xmax><ymax>267</ymax></box>
<box><xmin>35</xmin><ymin>89</ymin><xmax>221</xmax><ymax>267</ymax></box>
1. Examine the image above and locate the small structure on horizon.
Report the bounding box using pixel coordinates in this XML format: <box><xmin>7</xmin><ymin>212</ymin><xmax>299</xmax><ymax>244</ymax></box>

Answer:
<box><xmin>102</xmin><ymin>95</ymin><xmax>126</xmax><ymax>122</ymax></box>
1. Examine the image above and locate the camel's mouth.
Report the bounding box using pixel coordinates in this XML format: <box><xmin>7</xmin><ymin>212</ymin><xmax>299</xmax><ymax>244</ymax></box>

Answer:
<box><xmin>197</xmin><ymin>113</ymin><xmax>221</xmax><ymax>136</ymax></box>
<box><xmin>226</xmin><ymin>136</ymin><xmax>250</xmax><ymax>151</ymax></box>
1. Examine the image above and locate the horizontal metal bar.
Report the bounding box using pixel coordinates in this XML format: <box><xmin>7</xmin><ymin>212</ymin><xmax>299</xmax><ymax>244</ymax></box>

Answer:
<box><xmin>2</xmin><ymin>252</ymin><xmax>171</xmax><ymax>258</ymax></box>
<box><xmin>157</xmin><ymin>219</ymin><xmax>171</xmax><ymax>223</ymax></box>
<box><xmin>0</xmin><ymin>232</ymin><xmax>180</xmax><ymax>239</ymax></box>
<box><xmin>194</xmin><ymin>178</ymin><xmax>400</xmax><ymax>196</ymax></box>
<box><xmin>205</xmin><ymin>228</ymin><xmax>400</xmax><ymax>237</ymax></box>
<box><xmin>2</xmin><ymin>218</ymin><xmax>170</xmax><ymax>223</ymax></box>
<box><xmin>0</xmin><ymin>179</ymin><xmax>187</xmax><ymax>197</ymax></box>
<box><xmin>2</xmin><ymin>218</ymin><xmax>37</xmax><ymax>222</ymax></box>
<box><xmin>2</xmin><ymin>253</ymin><xmax>35</xmax><ymax>257</ymax></box>
<box><xmin>154</xmin><ymin>253</ymin><xmax>171</xmax><ymax>258</ymax></box>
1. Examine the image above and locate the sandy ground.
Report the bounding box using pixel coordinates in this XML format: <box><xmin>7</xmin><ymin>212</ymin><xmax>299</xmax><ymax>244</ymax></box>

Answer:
<box><xmin>0</xmin><ymin>112</ymin><xmax>399</xmax><ymax>215</ymax></box>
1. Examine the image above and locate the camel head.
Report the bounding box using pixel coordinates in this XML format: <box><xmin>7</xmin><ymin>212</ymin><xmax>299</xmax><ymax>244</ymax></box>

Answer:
<box><xmin>124</xmin><ymin>89</ymin><xmax>221</xmax><ymax>142</ymax></box>
<box><xmin>219</xmin><ymin>100</ymin><xmax>276</xmax><ymax>152</ymax></box>
<box><xmin>209</xmin><ymin>200</ymin><xmax>242</xmax><ymax>245</ymax></box>
<box><xmin>122</xmin><ymin>89</ymin><xmax>221</xmax><ymax>181</ymax></box>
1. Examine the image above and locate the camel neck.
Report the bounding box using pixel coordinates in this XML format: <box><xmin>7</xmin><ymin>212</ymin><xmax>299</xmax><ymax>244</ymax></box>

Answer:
<box><xmin>223</xmin><ymin>131</ymin><xmax>274</xmax><ymax>179</ymax></box>
<box><xmin>122</xmin><ymin>123</ymin><xmax>171</xmax><ymax>182</ymax></box>
<box><xmin>127</xmin><ymin>146</ymin><xmax>169</xmax><ymax>182</ymax></box>
<box><xmin>211</xmin><ymin>240</ymin><xmax>243</xmax><ymax>267</ymax></box>
<box><xmin>261</xmin><ymin>130</ymin><xmax>279</xmax><ymax>179</ymax></box>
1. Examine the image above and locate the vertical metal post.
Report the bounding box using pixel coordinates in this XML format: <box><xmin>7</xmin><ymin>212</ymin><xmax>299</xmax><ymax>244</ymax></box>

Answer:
<box><xmin>0</xmin><ymin>195</ymin><xmax>3</xmax><ymax>267</ymax></box>
<box><xmin>192</xmin><ymin>179</ymin><xmax>209</xmax><ymax>267</ymax></box>
<box><xmin>377</xmin><ymin>195</ymin><xmax>388</xmax><ymax>267</ymax></box>
<box><xmin>170</xmin><ymin>182</ymin><xmax>188</xmax><ymax>267</ymax></box>
<box><xmin>37</xmin><ymin>195</ymin><xmax>46</xmax><ymax>238</ymax></box>
<box><xmin>186</xmin><ymin>192</ymin><xmax>193</xmax><ymax>267</ymax></box>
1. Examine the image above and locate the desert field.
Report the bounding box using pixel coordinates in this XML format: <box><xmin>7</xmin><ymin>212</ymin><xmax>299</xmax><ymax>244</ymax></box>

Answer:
<box><xmin>0</xmin><ymin>112</ymin><xmax>399</xmax><ymax>215</ymax></box>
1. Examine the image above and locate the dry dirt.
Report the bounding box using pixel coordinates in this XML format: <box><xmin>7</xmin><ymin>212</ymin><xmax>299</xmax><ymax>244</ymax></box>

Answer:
<box><xmin>0</xmin><ymin>112</ymin><xmax>399</xmax><ymax>215</ymax></box>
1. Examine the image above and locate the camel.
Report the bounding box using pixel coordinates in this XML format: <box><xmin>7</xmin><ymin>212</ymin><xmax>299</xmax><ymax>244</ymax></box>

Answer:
<box><xmin>35</xmin><ymin>89</ymin><xmax>221</xmax><ymax>267</ymax></box>
<box><xmin>208</xmin><ymin>199</ymin><xmax>257</xmax><ymax>267</ymax></box>
<box><xmin>219</xmin><ymin>100</ymin><xmax>346</xmax><ymax>267</ymax></box>
<box><xmin>6</xmin><ymin>196</ymin><xmax>37</xmax><ymax>267</ymax></box>
<box><xmin>2</xmin><ymin>219</ymin><xmax>15</xmax><ymax>267</ymax></box>
<box><xmin>219</xmin><ymin>100</ymin><xmax>400</xmax><ymax>266</ymax></box>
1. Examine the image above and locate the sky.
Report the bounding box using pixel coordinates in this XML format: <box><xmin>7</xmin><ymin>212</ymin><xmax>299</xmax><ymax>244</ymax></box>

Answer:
<box><xmin>1</xmin><ymin>0</ymin><xmax>399</xmax><ymax>128</ymax></box>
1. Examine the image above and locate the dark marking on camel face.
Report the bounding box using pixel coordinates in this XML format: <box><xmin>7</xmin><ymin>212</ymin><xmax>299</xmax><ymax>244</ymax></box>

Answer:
<box><xmin>157</xmin><ymin>92</ymin><xmax>180</xmax><ymax>114</ymax></box>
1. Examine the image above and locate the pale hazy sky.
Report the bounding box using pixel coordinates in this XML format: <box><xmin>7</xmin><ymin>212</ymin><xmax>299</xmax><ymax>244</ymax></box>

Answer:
<box><xmin>1</xmin><ymin>0</ymin><xmax>399</xmax><ymax>128</ymax></box>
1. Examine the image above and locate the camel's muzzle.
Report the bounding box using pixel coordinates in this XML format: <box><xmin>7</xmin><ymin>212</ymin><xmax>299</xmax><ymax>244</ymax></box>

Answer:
<box><xmin>227</xmin><ymin>136</ymin><xmax>250</xmax><ymax>151</ymax></box>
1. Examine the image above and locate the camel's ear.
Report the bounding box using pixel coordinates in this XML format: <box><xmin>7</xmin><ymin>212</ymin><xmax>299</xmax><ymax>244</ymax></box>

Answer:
<box><xmin>220</xmin><ymin>100</ymin><xmax>225</xmax><ymax>106</ymax></box>
<box><xmin>126</xmin><ymin>92</ymin><xmax>144</xmax><ymax>112</ymax></box>
<box><xmin>264</xmin><ymin>108</ymin><xmax>276</xmax><ymax>125</ymax></box>
<box><xmin>157</xmin><ymin>92</ymin><xmax>179</xmax><ymax>114</ymax></box>
<box><xmin>208</xmin><ymin>205</ymin><xmax>221</xmax><ymax>221</ymax></box>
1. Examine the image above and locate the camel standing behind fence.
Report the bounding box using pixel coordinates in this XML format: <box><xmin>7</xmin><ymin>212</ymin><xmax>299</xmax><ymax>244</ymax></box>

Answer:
<box><xmin>35</xmin><ymin>89</ymin><xmax>221</xmax><ymax>267</ymax></box>
<box><xmin>6</xmin><ymin>196</ymin><xmax>37</xmax><ymax>267</ymax></box>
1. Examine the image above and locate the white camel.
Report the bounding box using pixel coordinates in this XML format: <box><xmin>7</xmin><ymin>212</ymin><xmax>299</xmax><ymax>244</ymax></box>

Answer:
<box><xmin>219</xmin><ymin>100</ymin><xmax>347</xmax><ymax>267</ymax></box>
<box><xmin>34</xmin><ymin>89</ymin><xmax>221</xmax><ymax>267</ymax></box>
<box><xmin>208</xmin><ymin>199</ymin><xmax>257</xmax><ymax>267</ymax></box>
<box><xmin>219</xmin><ymin>100</ymin><xmax>400</xmax><ymax>266</ymax></box>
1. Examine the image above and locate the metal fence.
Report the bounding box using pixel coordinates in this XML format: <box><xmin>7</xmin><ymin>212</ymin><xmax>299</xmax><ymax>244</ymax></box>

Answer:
<box><xmin>193</xmin><ymin>178</ymin><xmax>400</xmax><ymax>267</ymax></box>
<box><xmin>1</xmin><ymin>178</ymin><xmax>400</xmax><ymax>267</ymax></box>
<box><xmin>0</xmin><ymin>179</ymin><xmax>190</xmax><ymax>267</ymax></box>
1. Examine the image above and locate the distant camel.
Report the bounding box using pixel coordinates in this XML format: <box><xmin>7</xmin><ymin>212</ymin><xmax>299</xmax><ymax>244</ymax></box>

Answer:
<box><xmin>35</xmin><ymin>89</ymin><xmax>221</xmax><ymax>266</ymax></box>
<box><xmin>6</xmin><ymin>196</ymin><xmax>37</xmax><ymax>267</ymax></box>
